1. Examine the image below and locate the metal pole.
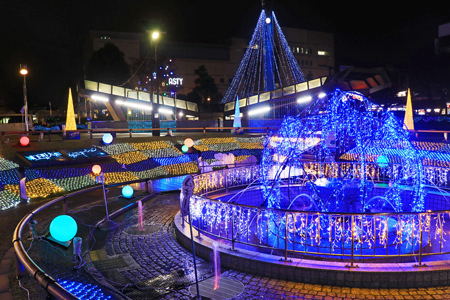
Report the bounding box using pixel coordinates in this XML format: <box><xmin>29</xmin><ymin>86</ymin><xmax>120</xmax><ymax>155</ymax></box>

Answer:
<box><xmin>284</xmin><ymin>212</ymin><xmax>288</xmax><ymax>261</ymax></box>
<box><xmin>23</xmin><ymin>74</ymin><xmax>29</xmax><ymax>132</ymax></box>
<box><xmin>231</xmin><ymin>207</ymin><xmax>235</xmax><ymax>251</ymax></box>
<box><xmin>102</xmin><ymin>173</ymin><xmax>110</xmax><ymax>221</ymax></box>
<box><xmin>414</xmin><ymin>214</ymin><xmax>427</xmax><ymax>268</ymax></box>
<box><xmin>63</xmin><ymin>199</ymin><xmax>68</xmax><ymax>215</ymax></box>
<box><xmin>153</xmin><ymin>39</ymin><xmax>160</xmax><ymax>136</ymax></box>
<box><xmin>188</xmin><ymin>211</ymin><xmax>201</xmax><ymax>299</ymax></box>
<box><xmin>346</xmin><ymin>215</ymin><xmax>358</xmax><ymax>268</ymax></box>
<box><xmin>99</xmin><ymin>172</ymin><xmax>117</xmax><ymax>231</ymax></box>
<box><xmin>14</xmin><ymin>252</ymin><xmax>26</xmax><ymax>278</ymax></box>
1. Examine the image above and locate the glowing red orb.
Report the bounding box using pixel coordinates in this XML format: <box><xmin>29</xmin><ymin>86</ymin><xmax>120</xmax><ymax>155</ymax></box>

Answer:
<box><xmin>19</xmin><ymin>136</ymin><xmax>29</xmax><ymax>147</ymax></box>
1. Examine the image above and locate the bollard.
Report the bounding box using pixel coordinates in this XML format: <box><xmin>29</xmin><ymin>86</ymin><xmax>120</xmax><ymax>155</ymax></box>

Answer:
<box><xmin>284</xmin><ymin>212</ymin><xmax>288</xmax><ymax>262</ymax></box>
<box><xmin>62</xmin><ymin>198</ymin><xmax>68</xmax><ymax>215</ymax></box>
<box><xmin>346</xmin><ymin>215</ymin><xmax>358</xmax><ymax>268</ymax></box>
<box><xmin>14</xmin><ymin>251</ymin><xmax>26</xmax><ymax>278</ymax></box>
<box><xmin>414</xmin><ymin>214</ymin><xmax>428</xmax><ymax>268</ymax></box>
<box><xmin>231</xmin><ymin>208</ymin><xmax>235</xmax><ymax>251</ymax></box>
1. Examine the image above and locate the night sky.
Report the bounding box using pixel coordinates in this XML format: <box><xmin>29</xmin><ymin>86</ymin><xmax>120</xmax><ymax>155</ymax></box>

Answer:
<box><xmin>0</xmin><ymin>0</ymin><xmax>448</xmax><ymax>111</ymax></box>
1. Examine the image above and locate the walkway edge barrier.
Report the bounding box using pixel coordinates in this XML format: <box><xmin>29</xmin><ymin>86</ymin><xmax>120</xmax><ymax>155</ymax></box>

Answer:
<box><xmin>12</xmin><ymin>163</ymin><xmax>258</xmax><ymax>298</ymax></box>
<box><xmin>12</xmin><ymin>179</ymin><xmax>153</xmax><ymax>299</ymax></box>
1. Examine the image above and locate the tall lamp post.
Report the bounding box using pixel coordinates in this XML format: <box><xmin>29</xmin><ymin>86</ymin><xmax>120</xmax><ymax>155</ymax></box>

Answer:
<box><xmin>19</xmin><ymin>64</ymin><xmax>29</xmax><ymax>132</ymax></box>
<box><xmin>92</xmin><ymin>165</ymin><xmax>118</xmax><ymax>231</ymax></box>
<box><xmin>151</xmin><ymin>31</ymin><xmax>161</xmax><ymax>136</ymax></box>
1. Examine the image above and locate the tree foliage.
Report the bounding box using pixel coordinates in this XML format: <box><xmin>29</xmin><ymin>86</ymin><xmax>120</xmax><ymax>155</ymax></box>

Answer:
<box><xmin>86</xmin><ymin>43</ymin><xmax>131</xmax><ymax>86</ymax></box>
<box><xmin>192</xmin><ymin>65</ymin><xmax>222</xmax><ymax>104</ymax></box>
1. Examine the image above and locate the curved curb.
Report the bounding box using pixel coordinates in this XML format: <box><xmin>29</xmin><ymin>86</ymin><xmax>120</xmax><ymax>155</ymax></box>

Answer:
<box><xmin>174</xmin><ymin>212</ymin><xmax>450</xmax><ymax>289</ymax></box>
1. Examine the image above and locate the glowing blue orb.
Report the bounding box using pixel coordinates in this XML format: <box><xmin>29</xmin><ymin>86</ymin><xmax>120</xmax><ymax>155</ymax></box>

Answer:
<box><xmin>122</xmin><ymin>185</ymin><xmax>134</xmax><ymax>198</ymax></box>
<box><xmin>377</xmin><ymin>155</ymin><xmax>389</xmax><ymax>168</ymax></box>
<box><xmin>50</xmin><ymin>215</ymin><xmax>77</xmax><ymax>242</ymax></box>
<box><xmin>102</xmin><ymin>133</ymin><xmax>113</xmax><ymax>145</ymax></box>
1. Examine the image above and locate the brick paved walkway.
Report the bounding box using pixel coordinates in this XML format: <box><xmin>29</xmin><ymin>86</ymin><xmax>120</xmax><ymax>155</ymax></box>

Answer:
<box><xmin>100</xmin><ymin>192</ymin><xmax>450</xmax><ymax>300</ymax></box>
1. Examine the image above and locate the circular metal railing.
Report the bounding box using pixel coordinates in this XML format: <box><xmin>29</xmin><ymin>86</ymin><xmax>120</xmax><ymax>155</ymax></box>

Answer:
<box><xmin>13</xmin><ymin>178</ymin><xmax>155</xmax><ymax>299</ymax></box>
<box><xmin>187</xmin><ymin>164</ymin><xmax>450</xmax><ymax>267</ymax></box>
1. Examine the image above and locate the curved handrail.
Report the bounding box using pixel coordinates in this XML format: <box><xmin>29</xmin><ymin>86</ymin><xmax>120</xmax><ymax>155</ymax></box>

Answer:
<box><xmin>12</xmin><ymin>177</ymin><xmax>154</xmax><ymax>299</ymax></box>
<box><xmin>188</xmin><ymin>164</ymin><xmax>450</xmax><ymax>266</ymax></box>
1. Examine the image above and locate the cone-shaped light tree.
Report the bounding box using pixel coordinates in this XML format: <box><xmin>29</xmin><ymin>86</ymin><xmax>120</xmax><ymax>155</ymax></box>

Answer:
<box><xmin>403</xmin><ymin>88</ymin><xmax>414</xmax><ymax>131</ymax></box>
<box><xmin>65</xmin><ymin>88</ymin><xmax>77</xmax><ymax>131</ymax></box>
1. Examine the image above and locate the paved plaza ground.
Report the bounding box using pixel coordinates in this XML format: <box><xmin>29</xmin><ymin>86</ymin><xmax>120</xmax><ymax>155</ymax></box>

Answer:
<box><xmin>1</xmin><ymin>133</ymin><xmax>450</xmax><ymax>299</ymax></box>
<box><xmin>5</xmin><ymin>190</ymin><xmax>450</xmax><ymax>300</ymax></box>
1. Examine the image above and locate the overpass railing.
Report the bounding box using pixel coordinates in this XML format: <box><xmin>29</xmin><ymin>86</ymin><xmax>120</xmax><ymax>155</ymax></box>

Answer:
<box><xmin>0</xmin><ymin>127</ymin><xmax>449</xmax><ymax>142</ymax></box>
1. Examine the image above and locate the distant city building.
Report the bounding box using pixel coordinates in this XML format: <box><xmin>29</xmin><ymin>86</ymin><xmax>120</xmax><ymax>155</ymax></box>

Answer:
<box><xmin>83</xmin><ymin>28</ymin><xmax>334</xmax><ymax>100</ymax></box>
<box><xmin>435</xmin><ymin>23</ymin><xmax>450</xmax><ymax>55</ymax></box>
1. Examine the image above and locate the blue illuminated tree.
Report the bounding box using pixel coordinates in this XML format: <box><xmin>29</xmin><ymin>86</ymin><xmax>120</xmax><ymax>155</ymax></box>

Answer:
<box><xmin>261</xmin><ymin>89</ymin><xmax>426</xmax><ymax>213</ymax></box>
<box><xmin>222</xmin><ymin>10</ymin><xmax>305</xmax><ymax>103</ymax></box>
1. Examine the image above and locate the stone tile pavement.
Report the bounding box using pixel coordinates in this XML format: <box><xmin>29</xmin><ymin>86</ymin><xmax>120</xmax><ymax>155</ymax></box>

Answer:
<box><xmin>0</xmin><ymin>247</ymin><xmax>14</xmax><ymax>300</ymax></box>
<box><xmin>96</xmin><ymin>192</ymin><xmax>450</xmax><ymax>300</ymax></box>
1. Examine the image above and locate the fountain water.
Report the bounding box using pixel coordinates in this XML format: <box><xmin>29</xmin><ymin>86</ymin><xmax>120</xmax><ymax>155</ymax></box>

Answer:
<box><xmin>212</xmin><ymin>242</ymin><xmax>220</xmax><ymax>290</ymax></box>
<box><xmin>138</xmin><ymin>200</ymin><xmax>144</xmax><ymax>231</ymax></box>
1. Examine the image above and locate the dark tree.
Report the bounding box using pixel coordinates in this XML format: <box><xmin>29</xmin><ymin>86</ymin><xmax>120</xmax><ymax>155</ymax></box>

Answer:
<box><xmin>86</xmin><ymin>43</ymin><xmax>131</xmax><ymax>86</ymax></box>
<box><xmin>406</xmin><ymin>51</ymin><xmax>450</xmax><ymax>113</ymax></box>
<box><xmin>186</xmin><ymin>91</ymin><xmax>202</xmax><ymax>104</ymax></box>
<box><xmin>192</xmin><ymin>65</ymin><xmax>222</xmax><ymax>104</ymax></box>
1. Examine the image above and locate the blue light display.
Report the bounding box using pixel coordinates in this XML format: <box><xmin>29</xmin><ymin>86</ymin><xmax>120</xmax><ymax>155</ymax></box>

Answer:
<box><xmin>261</xmin><ymin>89</ymin><xmax>426</xmax><ymax>213</ymax></box>
<box><xmin>58</xmin><ymin>280</ymin><xmax>112</xmax><ymax>299</ymax></box>
<box><xmin>222</xmin><ymin>9</ymin><xmax>305</xmax><ymax>103</ymax></box>
<box><xmin>23</xmin><ymin>151</ymin><xmax>63</xmax><ymax>162</ymax></box>
<box><xmin>64</xmin><ymin>147</ymin><xmax>108</xmax><ymax>159</ymax></box>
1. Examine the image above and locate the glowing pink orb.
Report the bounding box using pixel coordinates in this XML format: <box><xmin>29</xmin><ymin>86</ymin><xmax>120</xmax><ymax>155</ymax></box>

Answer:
<box><xmin>20</xmin><ymin>136</ymin><xmax>29</xmax><ymax>147</ymax></box>
<box><xmin>184</xmin><ymin>138</ymin><xmax>194</xmax><ymax>148</ymax></box>
<box><xmin>92</xmin><ymin>164</ymin><xmax>102</xmax><ymax>175</ymax></box>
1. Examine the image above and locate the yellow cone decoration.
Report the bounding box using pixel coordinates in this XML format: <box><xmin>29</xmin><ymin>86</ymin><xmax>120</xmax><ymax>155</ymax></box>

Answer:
<box><xmin>66</xmin><ymin>88</ymin><xmax>77</xmax><ymax>131</ymax></box>
<box><xmin>403</xmin><ymin>88</ymin><xmax>414</xmax><ymax>131</ymax></box>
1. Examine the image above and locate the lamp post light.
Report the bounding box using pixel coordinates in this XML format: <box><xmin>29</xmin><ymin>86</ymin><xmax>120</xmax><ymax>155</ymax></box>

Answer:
<box><xmin>19</xmin><ymin>64</ymin><xmax>29</xmax><ymax>132</ymax></box>
<box><xmin>152</xmin><ymin>31</ymin><xmax>161</xmax><ymax>136</ymax></box>
<box><xmin>92</xmin><ymin>165</ymin><xmax>118</xmax><ymax>231</ymax></box>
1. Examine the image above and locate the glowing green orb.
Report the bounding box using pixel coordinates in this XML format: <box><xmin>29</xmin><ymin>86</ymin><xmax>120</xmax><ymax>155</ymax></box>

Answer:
<box><xmin>50</xmin><ymin>215</ymin><xmax>77</xmax><ymax>242</ymax></box>
<box><xmin>181</xmin><ymin>145</ymin><xmax>189</xmax><ymax>153</ymax></box>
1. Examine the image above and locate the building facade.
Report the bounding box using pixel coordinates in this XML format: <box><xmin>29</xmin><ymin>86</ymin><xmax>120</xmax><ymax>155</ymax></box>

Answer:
<box><xmin>83</xmin><ymin>28</ymin><xmax>334</xmax><ymax>102</ymax></box>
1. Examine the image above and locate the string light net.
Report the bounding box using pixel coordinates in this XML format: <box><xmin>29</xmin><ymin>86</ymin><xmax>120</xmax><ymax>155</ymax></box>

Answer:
<box><xmin>261</xmin><ymin>89</ymin><xmax>426</xmax><ymax>213</ymax></box>
<box><xmin>222</xmin><ymin>10</ymin><xmax>305</xmax><ymax>103</ymax></box>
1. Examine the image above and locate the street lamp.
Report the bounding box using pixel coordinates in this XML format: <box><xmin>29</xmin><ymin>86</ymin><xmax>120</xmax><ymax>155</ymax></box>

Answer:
<box><xmin>92</xmin><ymin>165</ymin><xmax>118</xmax><ymax>231</ymax></box>
<box><xmin>19</xmin><ymin>64</ymin><xmax>29</xmax><ymax>132</ymax></box>
<box><xmin>151</xmin><ymin>31</ymin><xmax>161</xmax><ymax>136</ymax></box>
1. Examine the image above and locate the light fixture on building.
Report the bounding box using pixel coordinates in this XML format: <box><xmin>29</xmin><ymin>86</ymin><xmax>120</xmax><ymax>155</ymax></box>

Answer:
<box><xmin>91</xmin><ymin>95</ymin><xmax>109</xmax><ymax>102</ymax></box>
<box><xmin>297</xmin><ymin>96</ymin><xmax>312</xmax><ymax>104</ymax></box>
<box><xmin>248</xmin><ymin>106</ymin><xmax>270</xmax><ymax>116</ymax></box>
